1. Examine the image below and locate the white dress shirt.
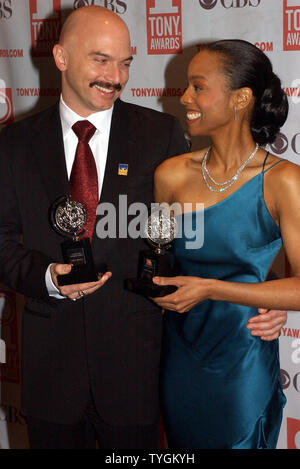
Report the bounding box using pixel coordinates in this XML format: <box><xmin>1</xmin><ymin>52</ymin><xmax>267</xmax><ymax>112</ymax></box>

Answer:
<box><xmin>60</xmin><ymin>96</ymin><xmax>113</xmax><ymax>197</ymax></box>
<box><xmin>46</xmin><ymin>96</ymin><xmax>113</xmax><ymax>298</ymax></box>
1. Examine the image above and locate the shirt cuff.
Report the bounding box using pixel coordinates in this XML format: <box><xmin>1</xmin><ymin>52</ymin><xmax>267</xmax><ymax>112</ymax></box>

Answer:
<box><xmin>45</xmin><ymin>264</ymin><xmax>65</xmax><ymax>299</ymax></box>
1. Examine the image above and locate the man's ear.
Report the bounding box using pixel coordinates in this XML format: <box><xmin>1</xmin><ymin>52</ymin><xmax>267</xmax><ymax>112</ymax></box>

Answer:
<box><xmin>53</xmin><ymin>44</ymin><xmax>68</xmax><ymax>72</ymax></box>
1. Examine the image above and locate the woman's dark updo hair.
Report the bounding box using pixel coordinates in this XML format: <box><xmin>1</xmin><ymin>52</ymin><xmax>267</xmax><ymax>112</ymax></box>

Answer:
<box><xmin>201</xmin><ymin>39</ymin><xmax>288</xmax><ymax>145</ymax></box>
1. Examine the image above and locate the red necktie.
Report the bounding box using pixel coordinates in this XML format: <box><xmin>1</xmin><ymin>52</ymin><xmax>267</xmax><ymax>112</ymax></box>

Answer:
<box><xmin>70</xmin><ymin>120</ymin><xmax>98</xmax><ymax>240</ymax></box>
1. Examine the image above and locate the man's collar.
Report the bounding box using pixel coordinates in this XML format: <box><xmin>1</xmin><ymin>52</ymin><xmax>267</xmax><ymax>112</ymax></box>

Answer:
<box><xmin>59</xmin><ymin>95</ymin><xmax>114</xmax><ymax>139</ymax></box>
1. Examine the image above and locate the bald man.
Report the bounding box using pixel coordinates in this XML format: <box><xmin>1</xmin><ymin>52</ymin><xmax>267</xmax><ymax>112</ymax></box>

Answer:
<box><xmin>0</xmin><ymin>6</ymin><xmax>188</xmax><ymax>449</ymax></box>
<box><xmin>0</xmin><ymin>6</ymin><xmax>286</xmax><ymax>449</ymax></box>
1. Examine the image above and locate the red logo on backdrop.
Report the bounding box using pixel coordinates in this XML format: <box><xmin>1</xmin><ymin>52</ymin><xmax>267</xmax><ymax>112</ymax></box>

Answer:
<box><xmin>0</xmin><ymin>87</ymin><xmax>14</xmax><ymax>125</ymax></box>
<box><xmin>0</xmin><ymin>292</ymin><xmax>20</xmax><ymax>384</ymax></box>
<box><xmin>283</xmin><ymin>0</ymin><xmax>300</xmax><ymax>50</ymax></box>
<box><xmin>287</xmin><ymin>417</ymin><xmax>300</xmax><ymax>448</ymax></box>
<box><xmin>146</xmin><ymin>0</ymin><xmax>182</xmax><ymax>55</ymax></box>
<box><xmin>29</xmin><ymin>0</ymin><xmax>62</xmax><ymax>57</ymax></box>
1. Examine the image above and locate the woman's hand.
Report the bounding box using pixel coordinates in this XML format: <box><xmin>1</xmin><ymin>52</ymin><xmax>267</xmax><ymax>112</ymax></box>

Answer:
<box><xmin>151</xmin><ymin>275</ymin><xmax>211</xmax><ymax>313</ymax></box>
<box><xmin>152</xmin><ymin>277</ymin><xmax>288</xmax><ymax>342</ymax></box>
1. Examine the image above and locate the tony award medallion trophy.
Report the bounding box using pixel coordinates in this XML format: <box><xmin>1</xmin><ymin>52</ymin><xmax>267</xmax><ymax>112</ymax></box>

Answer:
<box><xmin>50</xmin><ymin>196</ymin><xmax>101</xmax><ymax>286</ymax></box>
<box><xmin>125</xmin><ymin>208</ymin><xmax>178</xmax><ymax>298</ymax></box>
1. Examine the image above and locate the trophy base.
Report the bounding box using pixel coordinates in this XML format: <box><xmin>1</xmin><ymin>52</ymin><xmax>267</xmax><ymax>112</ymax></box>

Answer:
<box><xmin>57</xmin><ymin>237</ymin><xmax>106</xmax><ymax>286</ymax></box>
<box><xmin>125</xmin><ymin>249</ymin><xmax>177</xmax><ymax>298</ymax></box>
<box><xmin>57</xmin><ymin>262</ymin><xmax>107</xmax><ymax>286</ymax></box>
<box><xmin>124</xmin><ymin>278</ymin><xmax>177</xmax><ymax>298</ymax></box>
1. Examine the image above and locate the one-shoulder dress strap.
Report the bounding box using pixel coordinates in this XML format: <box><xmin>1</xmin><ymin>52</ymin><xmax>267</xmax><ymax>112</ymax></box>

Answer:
<box><xmin>262</xmin><ymin>150</ymin><xmax>284</xmax><ymax>174</ymax></box>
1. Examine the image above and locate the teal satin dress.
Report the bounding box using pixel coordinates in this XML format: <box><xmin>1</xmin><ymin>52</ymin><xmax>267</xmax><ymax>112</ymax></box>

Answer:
<box><xmin>161</xmin><ymin>159</ymin><xmax>286</xmax><ymax>449</ymax></box>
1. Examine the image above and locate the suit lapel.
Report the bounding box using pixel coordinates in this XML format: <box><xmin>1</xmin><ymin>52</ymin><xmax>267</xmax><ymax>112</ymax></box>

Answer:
<box><xmin>100</xmin><ymin>99</ymin><xmax>136</xmax><ymax>207</ymax></box>
<box><xmin>95</xmin><ymin>100</ymin><xmax>138</xmax><ymax>251</ymax></box>
<box><xmin>31</xmin><ymin>103</ymin><xmax>69</xmax><ymax>207</ymax></box>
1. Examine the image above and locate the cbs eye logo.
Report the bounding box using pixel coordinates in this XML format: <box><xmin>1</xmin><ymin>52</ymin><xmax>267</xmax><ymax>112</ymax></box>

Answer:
<box><xmin>199</xmin><ymin>0</ymin><xmax>218</xmax><ymax>9</ymax></box>
<box><xmin>198</xmin><ymin>0</ymin><xmax>260</xmax><ymax>8</ymax></box>
<box><xmin>270</xmin><ymin>131</ymin><xmax>300</xmax><ymax>156</ymax></box>
<box><xmin>0</xmin><ymin>82</ymin><xmax>14</xmax><ymax>125</ymax></box>
<box><xmin>73</xmin><ymin>0</ymin><xmax>90</xmax><ymax>7</ymax></box>
<box><xmin>73</xmin><ymin>0</ymin><xmax>127</xmax><ymax>13</ymax></box>
<box><xmin>269</xmin><ymin>132</ymin><xmax>289</xmax><ymax>155</ymax></box>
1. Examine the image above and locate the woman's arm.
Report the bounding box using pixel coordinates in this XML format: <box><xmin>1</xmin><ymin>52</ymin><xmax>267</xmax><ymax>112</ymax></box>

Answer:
<box><xmin>153</xmin><ymin>160</ymin><xmax>300</xmax><ymax>311</ymax></box>
<box><xmin>211</xmin><ymin>160</ymin><xmax>300</xmax><ymax>311</ymax></box>
<box><xmin>152</xmin><ymin>156</ymin><xmax>294</xmax><ymax>336</ymax></box>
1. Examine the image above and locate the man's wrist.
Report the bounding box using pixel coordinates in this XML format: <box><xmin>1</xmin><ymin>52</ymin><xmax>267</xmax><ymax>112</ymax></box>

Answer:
<box><xmin>45</xmin><ymin>264</ymin><xmax>65</xmax><ymax>299</ymax></box>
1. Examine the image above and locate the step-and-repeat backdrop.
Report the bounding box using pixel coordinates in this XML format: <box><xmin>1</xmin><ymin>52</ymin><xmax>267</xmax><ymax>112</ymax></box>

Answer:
<box><xmin>0</xmin><ymin>0</ymin><xmax>299</xmax><ymax>449</ymax></box>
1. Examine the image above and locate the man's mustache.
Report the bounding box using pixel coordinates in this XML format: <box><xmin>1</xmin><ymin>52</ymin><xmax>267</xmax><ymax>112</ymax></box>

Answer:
<box><xmin>89</xmin><ymin>81</ymin><xmax>122</xmax><ymax>92</ymax></box>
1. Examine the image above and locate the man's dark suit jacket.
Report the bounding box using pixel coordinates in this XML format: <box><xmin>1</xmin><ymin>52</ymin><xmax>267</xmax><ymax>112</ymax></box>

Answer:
<box><xmin>0</xmin><ymin>99</ymin><xmax>188</xmax><ymax>426</ymax></box>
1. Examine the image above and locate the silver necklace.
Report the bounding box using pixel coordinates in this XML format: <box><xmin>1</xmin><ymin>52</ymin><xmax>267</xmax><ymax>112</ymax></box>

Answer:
<box><xmin>201</xmin><ymin>143</ymin><xmax>259</xmax><ymax>193</ymax></box>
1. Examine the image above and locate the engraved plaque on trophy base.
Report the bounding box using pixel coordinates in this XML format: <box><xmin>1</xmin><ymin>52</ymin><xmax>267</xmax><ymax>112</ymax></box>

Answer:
<box><xmin>57</xmin><ymin>238</ymin><xmax>104</xmax><ymax>286</ymax></box>
<box><xmin>125</xmin><ymin>249</ymin><xmax>177</xmax><ymax>298</ymax></box>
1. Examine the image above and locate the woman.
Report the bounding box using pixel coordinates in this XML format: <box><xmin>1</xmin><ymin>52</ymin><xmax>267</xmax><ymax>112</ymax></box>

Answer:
<box><xmin>152</xmin><ymin>40</ymin><xmax>296</xmax><ymax>449</ymax></box>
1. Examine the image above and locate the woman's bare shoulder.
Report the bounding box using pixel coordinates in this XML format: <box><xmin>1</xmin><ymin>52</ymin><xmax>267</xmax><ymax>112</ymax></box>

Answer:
<box><xmin>267</xmin><ymin>154</ymin><xmax>300</xmax><ymax>183</ymax></box>
<box><xmin>155</xmin><ymin>152</ymin><xmax>193</xmax><ymax>183</ymax></box>
<box><xmin>155</xmin><ymin>149</ymin><xmax>206</xmax><ymax>179</ymax></box>
<box><xmin>265</xmin><ymin>154</ymin><xmax>300</xmax><ymax>202</ymax></box>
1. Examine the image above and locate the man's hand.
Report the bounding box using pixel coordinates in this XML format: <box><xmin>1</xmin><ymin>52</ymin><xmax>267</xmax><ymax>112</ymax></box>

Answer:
<box><xmin>246</xmin><ymin>308</ymin><xmax>287</xmax><ymax>341</ymax></box>
<box><xmin>50</xmin><ymin>263</ymin><xmax>112</xmax><ymax>300</ymax></box>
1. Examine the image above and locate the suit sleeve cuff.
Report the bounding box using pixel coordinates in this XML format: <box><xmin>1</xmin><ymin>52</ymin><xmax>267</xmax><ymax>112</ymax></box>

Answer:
<box><xmin>45</xmin><ymin>264</ymin><xmax>65</xmax><ymax>300</ymax></box>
